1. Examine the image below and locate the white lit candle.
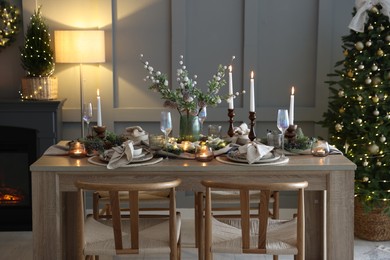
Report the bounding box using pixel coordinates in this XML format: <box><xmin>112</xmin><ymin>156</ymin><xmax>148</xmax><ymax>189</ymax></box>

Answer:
<box><xmin>249</xmin><ymin>71</ymin><xmax>255</xmax><ymax>112</ymax></box>
<box><xmin>97</xmin><ymin>89</ymin><xmax>102</xmax><ymax>126</ymax></box>
<box><xmin>289</xmin><ymin>86</ymin><xmax>295</xmax><ymax>125</ymax></box>
<box><xmin>228</xmin><ymin>65</ymin><xmax>234</xmax><ymax>109</ymax></box>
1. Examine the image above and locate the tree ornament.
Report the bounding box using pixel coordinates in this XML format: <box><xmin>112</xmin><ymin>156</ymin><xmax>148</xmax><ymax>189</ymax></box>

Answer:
<box><xmin>357</xmin><ymin>95</ymin><xmax>363</xmax><ymax>101</ymax></box>
<box><xmin>370</xmin><ymin>6</ymin><xmax>379</xmax><ymax>13</ymax></box>
<box><xmin>358</xmin><ymin>63</ymin><xmax>365</xmax><ymax>69</ymax></box>
<box><xmin>343</xmin><ymin>49</ymin><xmax>348</xmax><ymax>56</ymax></box>
<box><xmin>380</xmin><ymin>25</ymin><xmax>385</xmax><ymax>31</ymax></box>
<box><xmin>363</xmin><ymin>160</ymin><xmax>369</xmax><ymax>167</ymax></box>
<box><xmin>377</xmin><ymin>160</ymin><xmax>382</xmax><ymax>166</ymax></box>
<box><xmin>372</xmin><ymin>76</ymin><xmax>381</xmax><ymax>85</ymax></box>
<box><xmin>347</xmin><ymin>70</ymin><xmax>354</xmax><ymax>77</ymax></box>
<box><xmin>356</xmin><ymin>118</ymin><xmax>363</xmax><ymax>124</ymax></box>
<box><xmin>372</xmin><ymin>95</ymin><xmax>379</xmax><ymax>103</ymax></box>
<box><xmin>365</xmin><ymin>40</ymin><xmax>372</xmax><ymax>47</ymax></box>
<box><xmin>339</xmin><ymin>107</ymin><xmax>345</xmax><ymax>113</ymax></box>
<box><xmin>373</xmin><ymin>109</ymin><xmax>380</xmax><ymax>116</ymax></box>
<box><xmin>335</xmin><ymin>123</ymin><xmax>343</xmax><ymax>132</ymax></box>
<box><xmin>368</xmin><ymin>24</ymin><xmax>374</xmax><ymax>30</ymax></box>
<box><xmin>387</xmin><ymin>114</ymin><xmax>390</xmax><ymax>119</ymax></box>
<box><xmin>386</xmin><ymin>35</ymin><xmax>390</xmax><ymax>42</ymax></box>
<box><xmin>371</xmin><ymin>64</ymin><xmax>378</xmax><ymax>71</ymax></box>
<box><xmin>365</xmin><ymin>77</ymin><xmax>372</xmax><ymax>84</ymax></box>
<box><xmin>368</xmin><ymin>143</ymin><xmax>379</xmax><ymax>154</ymax></box>
<box><xmin>380</xmin><ymin>135</ymin><xmax>386</xmax><ymax>143</ymax></box>
<box><xmin>338</xmin><ymin>90</ymin><xmax>345</xmax><ymax>97</ymax></box>
<box><xmin>355</xmin><ymin>41</ymin><xmax>364</xmax><ymax>51</ymax></box>
<box><xmin>377</xmin><ymin>48</ymin><xmax>384</xmax><ymax>57</ymax></box>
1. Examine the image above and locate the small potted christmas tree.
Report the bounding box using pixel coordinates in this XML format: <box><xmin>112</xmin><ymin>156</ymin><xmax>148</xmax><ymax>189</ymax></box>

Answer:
<box><xmin>20</xmin><ymin>6</ymin><xmax>57</xmax><ymax>100</ymax></box>
<box><xmin>320</xmin><ymin>3</ymin><xmax>390</xmax><ymax>241</ymax></box>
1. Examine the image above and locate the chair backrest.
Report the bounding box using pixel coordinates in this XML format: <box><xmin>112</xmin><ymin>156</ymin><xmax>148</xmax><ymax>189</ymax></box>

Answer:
<box><xmin>201</xmin><ymin>180</ymin><xmax>308</xmax><ymax>256</ymax></box>
<box><xmin>75</xmin><ymin>178</ymin><xmax>181</xmax><ymax>255</ymax></box>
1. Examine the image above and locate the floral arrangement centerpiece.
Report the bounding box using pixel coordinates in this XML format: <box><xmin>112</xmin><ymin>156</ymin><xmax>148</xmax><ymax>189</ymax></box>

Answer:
<box><xmin>140</xmin><ymin>54</ymin><xmax>229</xmax><ymax>141</ymax></box>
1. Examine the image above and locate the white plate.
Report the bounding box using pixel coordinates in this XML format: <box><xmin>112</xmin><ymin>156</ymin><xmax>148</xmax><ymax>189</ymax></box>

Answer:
<box><xmin>226</xmin><ymin>150</ymin><xmax>280</xmax><ymax>164</ymax></box>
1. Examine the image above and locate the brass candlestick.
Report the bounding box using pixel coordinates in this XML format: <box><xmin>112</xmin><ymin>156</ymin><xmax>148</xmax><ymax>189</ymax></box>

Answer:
<box><xmin>93</xmin><ymin>125</ymin><xmax>106</xmax><ymax>139</ymax></box>
<box><xmin>248</xmin><ymin>111</ymin><xmax>256</xmax><ymax>141</ymax></box>
<box><xmin>227</xmin><ymin>108</ymin><xmax>235</xmax><ymax>137</ymax></box>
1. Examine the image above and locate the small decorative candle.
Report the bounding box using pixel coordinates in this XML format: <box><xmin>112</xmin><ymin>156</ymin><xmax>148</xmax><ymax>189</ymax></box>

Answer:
<box><xmin>97</xmin><ymin>89</ymin><xmax>102</xmax><ymax>126</ymax></box>
<box><xmin>311</xmin><ymin>140</ymin><xmax>330</xmax><ymax>157</ymax></box>
<box><xmin>289</xmin><ymin>86</ymin><xmax>295</xmax><ymax>125</ymax></box>
<box><xmin>69</xmin><ymin>141</ymin><xmax>87</xmax><ymax>158</ymax></box>
<box><xmin>228</xmin><ymin>65</ymin><xmax>234</xmax><ymax>109</ymax></box>
<box><xmin>195</xmin><ymin>144</ymin><xmax>214</xmax><ymax>162</ymax></box>
<box><xmin>181</xmin><ymin>141</ymin><xmax>191</xmax><ymax>152</ymax></box>
<box><xmin>249</xmin><ymin>71</ymin><xmax>255</xmax><ymax>112</ymax></box>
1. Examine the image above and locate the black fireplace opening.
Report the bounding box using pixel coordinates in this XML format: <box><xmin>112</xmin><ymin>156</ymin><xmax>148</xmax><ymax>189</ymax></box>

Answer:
<box><xmin>0</xmin><ymin>126</ymin><xmax>37</xmax><ymax>231</ymax></box>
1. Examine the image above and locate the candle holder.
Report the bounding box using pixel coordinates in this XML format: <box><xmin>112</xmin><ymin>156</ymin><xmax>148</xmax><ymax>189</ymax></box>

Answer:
<box><xmin>195</xmin><ymin>145</ymin><xmax>214</xmax><ymax>162</ymax></box>
<box><xmin>248</xmin><ymin>111</ymin><xmax>256</xmax><ymax>141</ymax></box>
<box><xmin>227</xmin><ymin>109</ymin><xmax>235</xmax><ymax>137</ymax></box>
<box><xmin>311</xmin><ymin>140</ymin><xmax>330</xmax><ymax>157</ymax></box>
<box><xmin>285</xmin><ymin>125</ymin><xmax>297</xmax><ymax>142</ymax></box>
<box><xmin>93</xmin><ymin>125</ymin><xmax>107</xmax><ymax>139</ymax></box>
<box><xmin>68</xmin><ymin>141</ymin><xmax>87</xmax><ymax>158</ymax></box>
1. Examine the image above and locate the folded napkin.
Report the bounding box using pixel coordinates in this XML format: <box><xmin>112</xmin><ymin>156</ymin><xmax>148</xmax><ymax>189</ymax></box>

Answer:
<box><xmin>238</xmin><ymin>141</ymin><xmax>274</xmax><ymax>164</ymax></box>
<box><xmin>225</xmin><ymin>123</ymin><xmax>251</xmax><ymax>145</ymax></box>
<box><xmin>107</xmin><ymin>140</ymin><xmax>134</xmax><ymax>169</ymax></box>
<box><xmin>124</xmin><ymin>126</ymin><xmax>148</xmax><ymax>145</ymax></box>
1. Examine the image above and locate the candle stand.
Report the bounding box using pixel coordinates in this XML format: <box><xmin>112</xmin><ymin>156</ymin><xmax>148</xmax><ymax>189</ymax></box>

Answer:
<box><xmin>93</xmin><ymin>125</ymin><xmax>107</xmax><ymax>139</ymax></box>
<box><xmin>248</xmin><ymin>111</ymin><xmax>256</xmax><ymax>141</ymax></box>
<box><xmin>285</xmin><ymin>125</ymin><xmax>297</xmax><ymax>142</ymax></box>
<box><xmin>227</xmin><ymin>109</ymin><xmax>235</xmax><ymax>137</ymax></box>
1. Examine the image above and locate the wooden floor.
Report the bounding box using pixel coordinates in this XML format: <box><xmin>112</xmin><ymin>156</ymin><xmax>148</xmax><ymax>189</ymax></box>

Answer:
<box><xmin>2</xmin><ymin>209</ymin><xmax>390</xmax><ymax>260</ymax></box>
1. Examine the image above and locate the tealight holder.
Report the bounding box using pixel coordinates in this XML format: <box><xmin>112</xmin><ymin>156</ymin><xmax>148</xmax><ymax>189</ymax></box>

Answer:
<box><xmin>195</xmin><ymin>145</ymin><xmax>214</xmax><ymax>162</ymax></box>
<box><xmin>68</xmin><ymin>141</ymin><xmax>87</xmax><ymax>158</ymax></box>
<box><xmin>311</xmin><ymin>140</ymin><xmax>330</xmax><ymax>157</ymax></box>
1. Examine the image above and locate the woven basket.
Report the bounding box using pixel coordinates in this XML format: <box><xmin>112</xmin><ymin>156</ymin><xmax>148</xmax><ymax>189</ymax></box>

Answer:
<box><xmin>21</xmin><ymin>76</ymin><xmax>58</xmax><ymax>100</ymax></box>
<box><xmin>355</xmin><ymin>199</ymin><xmax>390</xmax><ymax>241</ymax></box>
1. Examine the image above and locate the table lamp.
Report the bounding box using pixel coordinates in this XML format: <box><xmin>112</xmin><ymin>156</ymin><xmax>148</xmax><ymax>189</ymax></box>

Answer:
<box><xmin>54</xmin><ymin>30</ymin><xmax>105</xmax><ymax>137</ymax></box>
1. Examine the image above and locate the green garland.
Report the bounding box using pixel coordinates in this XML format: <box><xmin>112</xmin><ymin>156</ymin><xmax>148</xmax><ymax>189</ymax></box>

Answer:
<box><xmin>0</xmin><ymin>1</ymin><xmax>20</xmax><ymax>50</ymax></box>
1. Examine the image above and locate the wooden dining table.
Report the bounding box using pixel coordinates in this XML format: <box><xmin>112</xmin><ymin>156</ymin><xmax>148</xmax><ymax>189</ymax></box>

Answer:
<box><xmin>30</xmin><ymin>151</ymin><xmax>356</xmax><ymax>260</ymax></box>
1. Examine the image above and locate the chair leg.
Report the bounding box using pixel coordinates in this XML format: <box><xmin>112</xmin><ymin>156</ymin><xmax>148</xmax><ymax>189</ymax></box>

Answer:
<box><xmin>273</xmin><ymin>255</ymin><xmax>278</xmax><ymax>260</ymax></box>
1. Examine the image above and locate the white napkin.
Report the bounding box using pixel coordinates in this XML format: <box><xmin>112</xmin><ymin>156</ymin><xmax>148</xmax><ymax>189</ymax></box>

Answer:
<box><xmin>107</xmin><ymin>140</ymin><xmax>134</xmax><ymax>169</ymax></box>
<box><xmin>124</xmin><ymin>126</ymin><xmax>148</xmax><ymax>145</ymax></box>
<box><xmin>238</xmin><ymin>142</ymin><xmax>274</xmax><ymax>164</ymax></box>
<box><xmin>225</xmin><ymin>123</ymin><xmax>251</xmax><ymax>145</ymax></box>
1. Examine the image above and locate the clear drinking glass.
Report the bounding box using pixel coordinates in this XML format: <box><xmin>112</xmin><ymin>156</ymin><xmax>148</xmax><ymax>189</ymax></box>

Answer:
<box><xmin>277</xmin><ymin>109</ymin><xmax>290</xmax><ymax>157</ymax></box>
<box><xmin>82</xmin><ymin>103</ymin><xmax>93</xmax><ymax>137</ymax></box>
<box><xmin>198</xmin><ymin>107</ymin><xmax>207</xmax><ymax>134</ymax></box>
<box><xmin>160</xmin><ymin>111</ymin><xmax>172</xmax><ymax>151</ymax></box>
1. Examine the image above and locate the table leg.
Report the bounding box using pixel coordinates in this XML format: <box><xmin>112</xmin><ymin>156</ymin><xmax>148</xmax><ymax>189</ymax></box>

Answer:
<box><xmin>196</xmin><ymin>192</ymin><xmax>204</xmax><ymax>260</ymax></box>
<box><xmin>305</xmin><ymin>191</ymin><xmax>325</xmax><ymax>259</ymax></box>
<box><xmin>32</xmin><ymin>171</ymin><xmax>61</xmax><ymax>260</ymax></box>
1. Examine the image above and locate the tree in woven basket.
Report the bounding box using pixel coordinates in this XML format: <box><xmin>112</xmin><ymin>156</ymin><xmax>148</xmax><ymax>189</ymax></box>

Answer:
<box><xmin>20</xmin><ymin>6</ymin><xmax>54</xmax><ymax>77</ymax></box>
<box><xmin>320</xmin><ymin>2</ymin><xmax>390</xmax><ymax>215</ymax></box>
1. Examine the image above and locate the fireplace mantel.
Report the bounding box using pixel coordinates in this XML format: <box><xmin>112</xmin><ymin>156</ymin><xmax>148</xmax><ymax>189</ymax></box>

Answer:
<box><xmin>0</xmin><ymin>99</ymin><xmax>65</xmax><ymax>156</ymax></box>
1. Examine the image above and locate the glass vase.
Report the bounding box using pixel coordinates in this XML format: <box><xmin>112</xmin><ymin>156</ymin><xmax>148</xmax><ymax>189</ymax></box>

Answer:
<box><xmin>179</xmin><ymin>114</ymin><xmax>200</xmax><ymax>142</ymax></box>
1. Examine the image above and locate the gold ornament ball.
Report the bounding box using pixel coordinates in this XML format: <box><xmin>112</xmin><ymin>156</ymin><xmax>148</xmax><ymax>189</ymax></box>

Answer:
<box><xmin>368</xmin><ymin>143</ymin><xmax>379</xmax><ymax>154</ymax></box>
<box><xmin>386</xmin><ymin>35</ymin><xmax>390</xmax><ymax>42</ymax></box>
<box><xmin>370</xmin><ymin>7</ymin><xmax>379</xmax><ymax>13</ymax></box>
<box><xmin>380</xmin><ymin>25</ymin><xmax>385</xmax><ymax>31</ymax></box>
<box><xmin>347</xmin><ymin>70</ymin><xmax>354</xmax><ymax>78</ymax></box>
<box><xmin>335</xmin><ymin>123</ymin><xmax>343</xmax><ymax>132</ymax></box>
<box><xmin>368</xmin><ymin>24</ymin><xmax>374</xmax><ymax>30</ymax></box>
<box><xmin>356</xmin><ymin>118</ymin><xmax>362</xmax><ymax>124</ymax></box>
<box><xmin>377</xmin><ymin>161</ymin><xmax>382</xmax><ymax>166</ymax></box>
<box><xmin>343</xmin><ymin>49</ymin><xmax>348</xmax><ymax>56</ymax></box>
<box><xmin>372</xmin><ymin>96</ymin><xmax>379</xmax><ymax>103</ymax></box>
<box><xmin>377</xmin><ymin>48</ymin><xmax>384</xmax><ymax>57</ymax></box>
<box><xmin>373</xmin><ymin>109</ymin><xmax>380</xmax><ymax>116</ymax></box>
<box><xmin>357</xmin><ymin>95</ymin><xmax>363</xmax><ymax>101</ymax></box>
<box><xmin>339</xmin><ymin>107</ymin><xmax>345</xmax><ymax>113</ymax></box>
<box><xmin>338</xmin><ymin>90</ymin><xmax>344</xmax><ymax>97</ymax></box>
<box><xmin>365</xmin><ymin>40</ymin><xmax>372</xmax><ymax>47</ymax></box>
<box><xmin>355</xmin><ymin>41</ymin><xmax>364</xmax><ymax>51</ymax></box>
<box><xmin>380</xmin><ymin>135</ymin><xmax>386</xmax><ymax>143</ymax></box>
<box><xmin>363</xmin><ymin>161</ymin><xmax>369</xmax><ymax>167</ymax></box>
<box><xmin>365</xmin><ymin>77</ymin><xmax>372</xmax><ymax>84</ymax></box>
<box><xmin>371</xmin><ymin>64</ymin><xmax>378</xmax><ymax>71</ymax></box>
<box><xmin>358</xmin><ymin>64</ymin><xmax>365</xmax><ymax>70</ymax></box>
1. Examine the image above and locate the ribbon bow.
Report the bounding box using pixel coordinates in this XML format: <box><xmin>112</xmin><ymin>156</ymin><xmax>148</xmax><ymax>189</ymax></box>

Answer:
<box><xmin>348</xmin><ymin>0</ymin><xmax>390</xmax><ymax>32</ymax></box>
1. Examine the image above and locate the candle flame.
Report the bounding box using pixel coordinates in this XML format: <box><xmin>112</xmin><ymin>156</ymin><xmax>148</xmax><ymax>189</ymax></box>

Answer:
<box><xmin>229</xmin><ymin>65</ymin><xmax>232</xmax><ymax>72</ymax></box>
<box><xmin>97</xmin><ymin>89</ymin><xmax>100</xmax><ymax>96</ymax></box>
<box><xmin>291</xmin><ymin>86</ymin><xmax>295</xmax><ymax>95</ymax></box>
<box><xmin>251</xmin><ymin>71</ymin><xmax>254</xmax><ymax>79</ymax></box>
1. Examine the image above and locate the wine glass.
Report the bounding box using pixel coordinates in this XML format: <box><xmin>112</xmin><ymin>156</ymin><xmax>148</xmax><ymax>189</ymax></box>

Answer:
<box><xmin>160</xmin><ymin>111</ymin><xmax>172</xmax><ymax>152</ymax></box>
<box><xmin>277</xmin><ymin>109</ymin><xmax>290</xmax><ymax>157</ymax></box>
<box><xmin>82</xmin><ymin>103</ymin><xmax>93</xmax><ymax>137</ymax></box>
<box><xmin>198</xmin><ymin>107</ymin><xmax>207</xmax><ymax>134</ymax></box>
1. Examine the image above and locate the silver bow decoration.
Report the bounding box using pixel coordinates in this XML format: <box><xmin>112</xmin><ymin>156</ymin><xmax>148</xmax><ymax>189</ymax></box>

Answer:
<box><xmin>348</xmin><ymin>0</ymin><xmax>390</xmax><ymax>32</ymax></box>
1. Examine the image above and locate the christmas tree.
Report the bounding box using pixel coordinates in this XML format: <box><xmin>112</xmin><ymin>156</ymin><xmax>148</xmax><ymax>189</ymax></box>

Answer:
<box><xmin>20</xmin><ymin>6</ymin><xmax>54</xmax><ymax>77</ymax></box>
<box><xmin>320</xmin><ymin>3</ymin><xmax>390</xmax><ymax>212</ymax></box>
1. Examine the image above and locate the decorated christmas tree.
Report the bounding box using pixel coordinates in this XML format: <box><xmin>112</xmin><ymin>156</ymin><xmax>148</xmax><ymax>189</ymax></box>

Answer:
<box><xmin>320</xmin><ymin>2</ymin><xmax>390</xmax><ymax>212</ymax></box>
<box><xmin>20</xmin><ymin>6</ymin><xmax>54</xmax><ymax>77</ymax></box>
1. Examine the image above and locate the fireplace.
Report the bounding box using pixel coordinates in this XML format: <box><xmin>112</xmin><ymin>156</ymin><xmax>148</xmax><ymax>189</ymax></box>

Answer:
<box><xmin>0</xmin><ymin>126</ymin><xmax>37</xmax><ymax>231</ymax></box>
